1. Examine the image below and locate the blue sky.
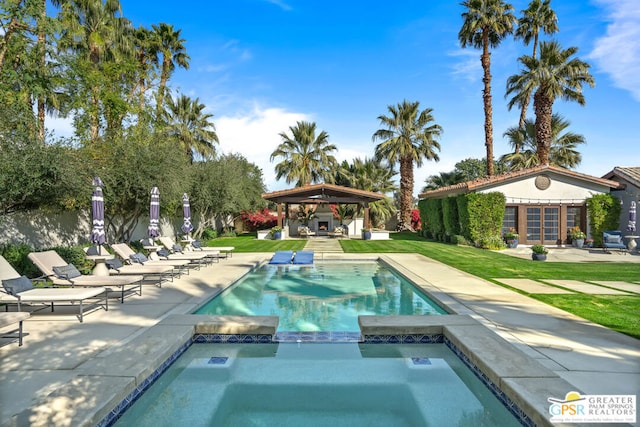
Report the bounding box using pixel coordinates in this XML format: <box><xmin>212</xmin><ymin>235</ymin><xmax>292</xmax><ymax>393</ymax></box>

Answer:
<box><xmin>53</xmin><ymin>0</ymin><xmax>640</xmax><ymax>195</ymax></box>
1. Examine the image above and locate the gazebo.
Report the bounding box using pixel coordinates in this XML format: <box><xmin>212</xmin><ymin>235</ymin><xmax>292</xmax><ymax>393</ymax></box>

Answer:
<box><xmin>262</xmin><ymin>183</ymin><xmax>386</xmax><ymax>233</ymax></box>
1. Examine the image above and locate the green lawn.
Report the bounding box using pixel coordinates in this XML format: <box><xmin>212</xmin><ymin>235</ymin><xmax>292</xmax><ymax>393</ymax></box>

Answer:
<box><xmin>207</xmin><ymin>232</ymin><xmax>640</xmax><ymax>339</ymax></box>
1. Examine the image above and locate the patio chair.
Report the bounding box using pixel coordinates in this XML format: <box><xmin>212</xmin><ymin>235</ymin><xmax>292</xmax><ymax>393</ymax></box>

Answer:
<box><xmin>28</xmin><ymin>251</ymin><xmax>143</xmax><ymax>303</ymax></box>
<box><xmin>188</xmin><ymin>240</ymin><xmax>234</xmax><ymax>258</ymax></box>
<box><xmin>0</xmin><ymin>312</ymin><xmax>30</xmax><ymax>346</ymax></box>
<box><xmin>110</xmin><ymin>243</ymin><xmax>192</xmax><ymax>275</ymax></box>
<box><xmin>602</xmin><ymin>231</ymin><xmax>627</xmax><ymax>254</ymax></box>
<box><xmin>0</xmin><ymin>255</ymin><xmax>107</xmax><ymax>323</ymax></box>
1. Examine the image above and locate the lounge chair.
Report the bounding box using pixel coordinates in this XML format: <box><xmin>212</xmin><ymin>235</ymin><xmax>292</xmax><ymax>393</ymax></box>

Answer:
<box><xmin>269</xmin><ymin>251</ymin><xmax>294</xmax><ymax>265</ymax></box>
<box><xmin>0</xmin><ymin>255</ymin><xmax>107</xmax><ymax>323</ymax></box>
<box><xmin>603</xmin><ymin>231</ymin><xmax>627</xmax><ymax>254</ymax></box>
<box><xmin>187</xmin><ymin>240</ymin><xmax>234</xmax><ymax>258</ymax></box>
<box><xmin>28</xmin><ymin>251</ymin><xmax>143</xmax><ymax>303</ymax></box>
<box><xmin>157</xmin><ymin>237</ymin><xmax>217</xmax><ymax>265</ymax></box>
<box><xmin>292</xmin><ymin>251</ymin><xmax>314</xmax><ymax>265</ymax></box>
<box><xmin>110</xmin><ymin>243</ymin><xmax>192</xmax><ymax>275</ymax></box>
<box><xmin>0</xmin><ymin>311</ymin><xmax>30</xmax><ymax>346</ymax></box>
<box><xmin>86</xmin><ymin>246</ymin><xmax>176</xmax><ymax>286</ymax></box>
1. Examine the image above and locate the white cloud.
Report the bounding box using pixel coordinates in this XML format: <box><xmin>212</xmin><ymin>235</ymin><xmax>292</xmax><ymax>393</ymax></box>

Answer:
<box><xmin>448</xmin><ymin>48</ymin><xmax>480</xmax><ymax>82</ymax></box>
<box><xmin>216</xmin><ymin>104</ymin><xmax>311</xmax><ymax>191</ymax></box>
<box><xmin>589</xmin><ymin>0</ymin><xmax>640</xmax><ymax>101</ymax></box>
<box><xmin>263</xmin><ymin>0</ymin><xmax>292</xmax><ymax>11</ymax></box>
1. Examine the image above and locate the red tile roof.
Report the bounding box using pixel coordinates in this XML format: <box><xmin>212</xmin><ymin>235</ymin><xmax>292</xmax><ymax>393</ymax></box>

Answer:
<box><xmin>262</xmin><ymin>183</ymin><xmax>386</xmax><ymax>204</ymax></box>
<box><xmin>419</xmin><ymin>165</ymin><xmax>623</xmax><ymax>199</ymax></box>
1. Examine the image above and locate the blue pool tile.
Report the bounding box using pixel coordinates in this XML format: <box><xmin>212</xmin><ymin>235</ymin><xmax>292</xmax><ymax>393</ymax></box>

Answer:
<box><xmin>208</xmin><ymin>356</ymin><xmax>229</xmax><ymax>364</ymax></box>
<box><xmin>411</xmin><ymin>357</ymin><xmax>432</xmax><ymax>365</ymax></box>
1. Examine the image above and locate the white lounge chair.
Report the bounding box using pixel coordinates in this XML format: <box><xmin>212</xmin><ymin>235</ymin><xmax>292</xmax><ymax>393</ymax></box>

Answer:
<box><xmin>0</xmin><ymin>311</ymin><xmax>30</xmax><ymax>346</ymax></box>
<box><xmin>186</xmin><ymin>239</ymin><xmax>234</xmax><ymax>258</ymax></box>
<box><xmin>86</xmin><ymin>246</ymin><xmax>176</xmax><ymax>286</ymax></box>
<box><xmin>28</xmin><ymin>251</ymin><xmax>142</xmax><ymax>303</ymax></box>
<box><xmin>0</xmin><ymin>255</ymin><xmax>107</xmax><ymax>323</ymax></box>
<box><xmin>157</xmin><ymin>237</ymin><xmax>217</xmax><ymax>265</ymax></box>
<box><xmin>110</xmin><ymin>243</ymin><xmax>193</xmax><ymax>275</ymax></box>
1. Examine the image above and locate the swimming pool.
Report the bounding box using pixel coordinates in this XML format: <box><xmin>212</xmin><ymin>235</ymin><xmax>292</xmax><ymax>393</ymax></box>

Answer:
<box><xmin>113</xmin><ymin>342</ymin><xmax>521</xmax><ymax>427</ymax></box>
<box><xmin>195</xmin><ymin>261</ymin><xmax>447</xmax><ymax>331</ymax></box>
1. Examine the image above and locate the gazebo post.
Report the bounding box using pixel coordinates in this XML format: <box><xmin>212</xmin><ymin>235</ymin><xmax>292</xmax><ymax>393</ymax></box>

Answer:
<box><xmin>277</xmin><ymin>203</ymin><xmax>283</xmax><ymax>228</ymax></box>
<box><xmin>364</xmin><ymin>202</ymin><xmax>370</xmax><ymax>229</ymax></box>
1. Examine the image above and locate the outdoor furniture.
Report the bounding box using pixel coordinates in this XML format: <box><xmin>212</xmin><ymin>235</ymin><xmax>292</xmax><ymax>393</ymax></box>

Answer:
<box><xmin>0</xmin><ymin>312</ymin><xmax>30</xmax><ymax>346</ymax></box>
<box><xmin>299</xmin><ymin>226</ymin><xmax>316</xmax><ymax>238</ymax></box>
<box><xmin>269</xmin><ymin>251</ymin><xmax>294</xmax><ymax>265</ymax></box>
<box><xmin>104</xmin><ymin>257</ymin><xmax>176</xmax><ymax>287</ymax></box>
<box><xmin>111</xmin><ymin>243</ymin><xmax>192</xmax><ymax>275</ymax></box>
<box><xmin>157</xmin><ymin>237</ymin><xmax>215</xmax><ymax>266</ymax></box>
<box><xmin>189</xmin><ymin>240</ymin><xmax>234</xmax><ymax>258</ymax></box>
<box><xmin>292</xmin><ymin>251</ymin><xmax>314</xmax><ymax>265</ymax></box>
<box><xmin>28</xmin><ymin>251</ymin><xmax>143</xmax><ymax>303</ymax></box>
<box><xmin>602</xmin><ymin>231</ymin><xmax>627</xmax><ymax>254</ymax></box>
<box><xmin>1</xmin><ymin>255</ymin><xmax>107</xmax><ymax>323</ymax></box>
<box><xmin>327</xmin><ymin>227</ymin><xmax>344</xmax><ymax>238</ymax></box>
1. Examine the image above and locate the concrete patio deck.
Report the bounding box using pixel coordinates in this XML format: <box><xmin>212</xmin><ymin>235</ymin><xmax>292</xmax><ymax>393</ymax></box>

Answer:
<box><xmin>0</xmin><ymin>252</ymin><xmax>637</xmax><ymax>426</ymax></box>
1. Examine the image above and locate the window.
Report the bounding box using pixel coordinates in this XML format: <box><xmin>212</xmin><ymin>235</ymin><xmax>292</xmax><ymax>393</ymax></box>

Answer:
<box><xmin>544</xmin><ymin>208</ymin><xmax>559</xmax><ymax>241</ymax></box>
<box><xmin>527</xmin><ymin>208</ymin><xmax>541</xmax><ymax>241</ymax></box>
<box><xmin>502</xmin><ymin>207</ymin><xmax>517</xmax><ymax>235</ymax></box>
<box><xmin>567</xmin><ymin>206</ymin><xmax>582</xmax><ymax>230</ymax></box>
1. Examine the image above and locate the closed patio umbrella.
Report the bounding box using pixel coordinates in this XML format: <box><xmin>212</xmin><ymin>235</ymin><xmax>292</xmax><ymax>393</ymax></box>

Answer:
<box><xmin>629</xmin><ymin>201</ymin><xmax>636</xmax><ymax>232</ymax></box>
<box><xmin>181</xmin><ymin>193</ymin><xmax>193</xmax><ymax>236</ymax></box>
<box><xmin>89</xmin><ymin>177</ymin><xmax>106</xmax><ymax>246</ymax></box>
<box><xmin>147</xmin><ymin>186</ymin><xmax>160</xmax><ymax>238</ymax></box>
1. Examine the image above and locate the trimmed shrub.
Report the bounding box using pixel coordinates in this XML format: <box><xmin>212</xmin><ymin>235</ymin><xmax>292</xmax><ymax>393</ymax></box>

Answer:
<box><xmin>0</xmin><ymin>243</ymin><xmax>39</xmax><ymax>278</ymax></box>
<box><xmin>450</xmin><ymin>234</ymin><xmax>469</xmax><ymax>246</ymax></box>
<box><xmin>442</xmin><ymin>197</ymin><xmax>460</xmax><ymax>238</ymax></box>
<box><xmin>201</xmin><ymin>228</ymin><xmax>218</xmax><ymax>240</ymax></box>
<box><xmin>467</xmin><ymin>192</ymin><xmax>506</xmax><ymax>248</ymax></box>
<box><xmin>456</xmin><ymin>194</ymin><xmax>470</xmax><ymax>240</ymax></box>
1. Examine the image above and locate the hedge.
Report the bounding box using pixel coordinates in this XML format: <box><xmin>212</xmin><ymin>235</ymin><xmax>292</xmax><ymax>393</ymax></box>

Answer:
<box><xmin>586</xmin><ymin>194</ymin><xmax>621</xmax><ymax>247</ymax></box>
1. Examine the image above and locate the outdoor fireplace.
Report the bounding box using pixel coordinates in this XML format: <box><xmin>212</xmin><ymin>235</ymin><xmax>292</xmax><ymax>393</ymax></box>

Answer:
<box><xmin>318</xmin><ymin>221</ymin><xmax>329</xmax><ymax>231</ymax></box>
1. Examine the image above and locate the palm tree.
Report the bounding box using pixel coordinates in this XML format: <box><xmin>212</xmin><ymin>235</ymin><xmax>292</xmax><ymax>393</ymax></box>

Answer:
<box><xmin>372</xmin><ymin>100</ymin><xmax>442</xmax><ymax>230</ymax></box>
<box><xmin>459</xmin><ymin>0</ymin><xmax>516</xmax><ymax>176</ymax></box>
<box><xmin>151</xmin><ymin>23</ymin><xmax>190</xmax><ymax>111</ymax></box>
<box><xmin>338</xmin><ymin>157</ymin><xmax>397</xmax><ymax>228</ymax></box>
<box><xmin>501</xmin><ymin>113</ymin><xmax>585</xmax><ymax>169</ymax></box>
<box><xmin>162</xmin><ymin>94</ymin><xmax>219</xmax><ymax>162</ymax></box>
<box><xmin>270</xmin><ymin>121</ymin><xmax>338</xmax><ymax>187</ymax></box>
<box><xmin>58</xmin><ymin>0</ymin><xmax>132</xmax><ymax>142</ymax></box>
<box><xmin>422</xmin><ymin>171</ymin><xmax>465</xmax><ymax>192</ymax></box>
<box><xmin>511</xmin><ymin>0</ymin><xmax>558</xmax><ymax>145</ymax></box>
<box><xmin>505</xmin><ymin>41</ymin><xmax>594</xmax><ymax>165</ymax></box>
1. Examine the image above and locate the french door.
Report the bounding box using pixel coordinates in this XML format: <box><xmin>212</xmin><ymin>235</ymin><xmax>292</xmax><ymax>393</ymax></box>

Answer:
<box><xmin>526</xmin><ymin>207</ymin><xmax>559</xmax><ymax>244</ymax></box>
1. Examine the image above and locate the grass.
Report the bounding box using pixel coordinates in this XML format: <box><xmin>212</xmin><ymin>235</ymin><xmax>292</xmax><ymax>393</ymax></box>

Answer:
<box><xmin>205</xmin><ymin>232</ymin><xmax>639</xmax><ymax>339</ymax></box>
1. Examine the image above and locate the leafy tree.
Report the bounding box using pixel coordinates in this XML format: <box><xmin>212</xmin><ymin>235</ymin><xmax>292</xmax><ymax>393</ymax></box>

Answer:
<box><xmin>501</xmin><ymin>113</ymin><xmax>585</xmax><ymax>170</ymax></box>
<box><xmin>270</xmin><ymin>121</ymin><xmax>338</xmax><ymax>187</ymax></box>
<box><xmin>151</xmin><ymin>22</ymin><xmax>190</xmax><ymax>112</ymax></box>
<box><xmin>505</xmin><ymin>41</ymin><xmax>594</xmax><ymax>165</ymax></box>
<box><xmin>82</xmin><ymin>128</ymin><xmax>189</xmax><ymax>243</ymax></box>
<box><xmin>511</xmin><ymin>0</ymin><xmax>558</xmax><ymax>140</ymax></box>
<box><xmin>459</xmin><ymin>0</ymin><xmax>516</xmax><ymax>176</ymax></box>
<box><xmin>189</xmin><ymin>153</ymin><xmax>266</xmax><ymax>237</ymax></box>
<box><xmin>162</xmin><ymin>93</ymin><xmax>219</xmax><ymax>162</ymax></box>
<box><xmin>372</xmin><ymin>100</ymin><xmax>441</xmax><ymax>230</ymax></box>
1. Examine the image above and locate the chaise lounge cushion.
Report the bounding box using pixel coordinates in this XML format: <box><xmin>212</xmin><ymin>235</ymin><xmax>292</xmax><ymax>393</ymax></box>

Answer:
<box><xmin>130</xmin><ymin>253</ymin><xmax>149</xmax><ymax>264</ymax></box>
<box><xmin>53</xmin><ymin>264</ymin><xmax>82</xmax><ymax>280</ymax></box>
<box><xmin>2</xmin><ymin>276</ymin><xmax>34</xmax><ymax>295</ymax></box>
<box><xmin>105</xmin><ymin>258</ymin><xmax>124</xmax><ymax>270</ymax></box>
<box><xmin>604</xmin><ymin>234</ymin><xmax>622</xmax><ymax>245</ymax></box>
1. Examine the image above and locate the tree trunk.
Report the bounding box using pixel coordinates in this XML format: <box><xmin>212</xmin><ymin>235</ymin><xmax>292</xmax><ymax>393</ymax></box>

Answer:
<box><xmin>37</xmin><ymin>0</ymin><xmax>46</xmax><ymax>143</ymax></box>
<box><xmin>481</xmin><ymin>30</ymin><xmax>494</xmax><ymax>176</ymax></box>
<box><xmin>399</xmin><ymin>156</ymin><xmax>414</xmax><ymax>230</ymax></box>
<box><xmin>516</xmin><ymin>33</ymin><xmax>540</xmax><ymax>153</ymax></box>
<box><xmin>534</xmin><ymin>90</ymin><xmax>553</xmax><ymax>165</ymax></box>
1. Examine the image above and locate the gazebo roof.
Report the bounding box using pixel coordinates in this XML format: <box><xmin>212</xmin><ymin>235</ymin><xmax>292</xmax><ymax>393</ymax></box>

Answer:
<box><xmin>262</xmin><ymin>183</ymin><xmax>386</xmax><ymax>204</ymax></box>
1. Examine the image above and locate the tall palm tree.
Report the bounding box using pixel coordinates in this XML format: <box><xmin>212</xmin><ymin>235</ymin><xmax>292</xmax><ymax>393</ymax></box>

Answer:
<box><xmin>511</xmin><ymin>0</ymin><xmax>558</xmax><ymax>145</ymax></box>
<box><xmin>372</xmin><ymin>100</ymin><xmax>442</xmax><ymax>230</ymax></box>
<box><xmin>58</xmin><ymin>0</ymin><xmax>132</xmax><ymax>142</ymax></box>
<box><xmin>151</xmin><ymin>23</ymin><xmax>190</xmax><ymax>111</ymax></box>
<box><xmin>162</xmin><ymin>94</ymin><xmax>219</xmax><ymax>162</ymax></box>
<box><xmin>505</xmin><ymin>41</ymin><xmax>594</xmax><ymax>165</ymax></box>
<box><xmin>501</xmin><ymin>113</ymin><xmax>585</xmax><ymax>170</ymax></box>
<box><xmin>458</xmin><ymin>0</ymin><xmax>516</xmax><ymax>176</ymax></box>
<box><xmin>270</xmin><ymin>121</ymin><xmax>338</xmax><ymax>187</ymax></box>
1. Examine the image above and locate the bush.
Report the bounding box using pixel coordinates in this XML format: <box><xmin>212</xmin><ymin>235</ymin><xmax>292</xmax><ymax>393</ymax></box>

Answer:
<box><xmin>240</xmin><ymin>208</ymin><xmax>277</xmax><ymax>231</ymax></box>
<box><xmin>466</xmin><ymin>192</ymin><xmax>505</xmax><ymax>247</ymax></box>
<box><xmin>50</xmin><ymin>246</ymin><xmax>93</xmax><ymax>274</ymax></box>
<box><xmin>450</xmin><ymin>235</ymin><xmax>469</xmax><ymax>246</ymax></box>
<box><xmin>201</xmin><ymin>227</ymin><xmax>218</xmax><ymax>240</ymax></box>
<box><xmin>586</xmin><ymin>194</ymin><xmax>621</xmax><ymax>247</ymax></box>
<box><xmin>220</xmin><ymin>228</ymin><xmax>237</xmax><ymax>238</ymax></box>
<box><xmin>475</xmin><ymin>235</ymin><xmax>506</xmax><ymax>250</ymax></box>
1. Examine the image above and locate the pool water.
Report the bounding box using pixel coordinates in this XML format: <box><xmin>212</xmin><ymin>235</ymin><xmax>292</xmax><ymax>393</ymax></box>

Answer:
<box><xmin>114</xmin><ymin>343</ymin><xmax>520</xmax><ymax>427</ymax></box>
<box><xmin>195</xmin><ymin>262</ymin><xmax>447</xmax><ymax>331</ymax></box>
